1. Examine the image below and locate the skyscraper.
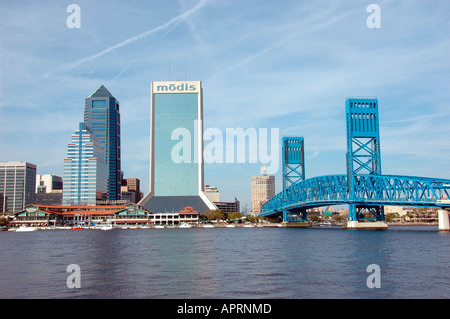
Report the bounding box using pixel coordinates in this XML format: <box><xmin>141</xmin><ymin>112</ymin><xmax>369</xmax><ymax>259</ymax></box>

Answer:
<box><xmin>139</xmin><ymin>80</ymin><xmax>216</xmax><ymax>213</ymax></box>
<box><xmin>84</xmin><ymin>85</ymin><xmax>121</xmax><ymax>201</ymax></box>
<box><xmin>62</xmin><ymin>123</ymin><xmax>107</xmax><ymax>205</ymax></box>
<box><xmin>0</xmin><ymin>161</ymin><xmax>36</xmax><ymax>213</ymax></box>
<box><xmin>251</xmin><ymin>175</ymin><xmax>275</xmax><ymax>216</ymax></box>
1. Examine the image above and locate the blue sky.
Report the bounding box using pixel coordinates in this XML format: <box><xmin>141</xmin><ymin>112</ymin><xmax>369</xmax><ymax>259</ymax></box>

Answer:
<box><xmin>1</xmin><ymin>0</ymin><xmax>450</xmax><ymax>212</ymax></box>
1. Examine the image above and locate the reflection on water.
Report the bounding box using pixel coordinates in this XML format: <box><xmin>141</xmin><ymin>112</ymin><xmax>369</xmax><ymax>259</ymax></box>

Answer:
<box><xmin>0</xmin><ymin>226</ymin><xmax>449</xmax><ymax>298</ymax></box>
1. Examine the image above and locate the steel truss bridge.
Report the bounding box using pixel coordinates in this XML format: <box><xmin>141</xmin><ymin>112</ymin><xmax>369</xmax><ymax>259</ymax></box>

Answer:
<box><xmin>260</xmin><ymin>174</ymin><xmax>450</xmax><ymax>217</ymax></box>
<box><xmin>260</xmin><ymin>98</ymin><xmax>450</xmax><ymax>227</ymax></box>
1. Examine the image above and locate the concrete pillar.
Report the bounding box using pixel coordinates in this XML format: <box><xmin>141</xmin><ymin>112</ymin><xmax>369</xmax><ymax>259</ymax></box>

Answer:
<box><xmin>438</xmin><ymin>209</ymin><xmax>450</xmax><ymax>231</ymax></box>
<box><xmin>345</xmin><ymin>220</ymin><xmax>388</xmax><ymax>230</ymax></box>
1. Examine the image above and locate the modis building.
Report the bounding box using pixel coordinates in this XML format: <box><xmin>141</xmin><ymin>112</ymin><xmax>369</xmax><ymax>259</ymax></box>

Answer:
<box><xmin>139</xmin><ymin>81</ymin><xmax>216</xmax><ymax>213</ymax></box>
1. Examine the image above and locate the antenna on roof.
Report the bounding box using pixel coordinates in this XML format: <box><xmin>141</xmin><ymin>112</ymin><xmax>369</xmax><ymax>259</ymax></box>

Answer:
<box><xmin>169</xmin><ymin>59</ymin><xmax>171</xmax><ymax>81</ymax></box>
<box><xmin>185</xmin><ymin>58</ymin><xmax>187</xmax><ymax>81</ymax></box>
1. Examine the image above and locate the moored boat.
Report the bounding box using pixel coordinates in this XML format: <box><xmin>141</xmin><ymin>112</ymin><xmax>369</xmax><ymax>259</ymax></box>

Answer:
<box><xmin>15</xmin><ymin>225</ymin><xmax>39</xmax><ymax>232</ymax></box>
<box><xmin>100</xmin><ymin>224</ymin><xmax>113</xmax><ymax>231</ymax></box>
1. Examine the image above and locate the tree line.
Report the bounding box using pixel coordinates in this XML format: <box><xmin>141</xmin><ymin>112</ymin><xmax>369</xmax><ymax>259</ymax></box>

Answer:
<box><xmin>201</xmin><ymin>209</ymin><xmax>266</xmax><ymax>223</ymax></box>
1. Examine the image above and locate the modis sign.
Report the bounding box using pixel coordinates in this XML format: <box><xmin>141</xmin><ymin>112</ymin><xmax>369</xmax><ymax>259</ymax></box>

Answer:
<box><xmin>152</xmin><ymin>81</ymin><xmax>201</xmax><ymax>93</ymax></box>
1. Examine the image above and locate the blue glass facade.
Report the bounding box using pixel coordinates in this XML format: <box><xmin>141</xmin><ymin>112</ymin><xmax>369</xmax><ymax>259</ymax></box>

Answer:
<box><xmin>154</xmin><ymin>93</ymin><xmax>199</xmax><ymax>196</ymax></box>
<box><xmin>62</xmin><ymin>123</ymin><xmax>107</xmax><ymax>205</ymax></box>
<box><xmin>83</xmin><ymin>86</ymin><xmax>121</xmax><ymax>201</ymax></box>
<box><xmin>140</xmin><ymin>81</ymin><xmax>216</xmax><ymax>213</ymax></box>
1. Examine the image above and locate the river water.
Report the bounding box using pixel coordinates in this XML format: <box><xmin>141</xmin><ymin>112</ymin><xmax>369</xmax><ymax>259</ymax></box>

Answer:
<box><xmin>0</xmin><ymin>225</ymin><xmax>449</xmax><ymax>299</ymax></box>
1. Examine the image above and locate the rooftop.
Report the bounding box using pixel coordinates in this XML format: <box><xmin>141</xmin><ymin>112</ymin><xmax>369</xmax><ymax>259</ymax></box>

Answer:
<box><xmin>88</xmin><ymin>85</ymin><xmax>115</xmax><ymax>98</ymax></box>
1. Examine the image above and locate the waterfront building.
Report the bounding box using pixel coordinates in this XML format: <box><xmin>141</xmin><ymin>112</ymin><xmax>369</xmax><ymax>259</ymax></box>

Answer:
<box><xmin>10</xmin><ymin>203</ymin><xmax>199</xmax><ymax>227</ymax></box>
<box><xmin>139</xmin><ymin>80</ymin><xmax>216</xmax><ymax>213</ymax></box>
<box><xmin>205</xmin><ymin>185</ymin><xmax>220</xmax><ymax>203</ymax></box>
<box><xmin>121</xmin><ymin>190</ymin><xmax>137</xmax><ymax>203</ymax></box>
<box><xmin>251</xmin><ymin>175</ymin><xmax>275</xmax><ymax>215</ymax></box>
<box><xmin>0</xmin><ymin>161</ymin><xmax>36</xmax><ymax>213</ymax></box>
<box><xmin>214</xmin><ymin>198</ymin><xmax>240</xmax><ymax>213</ymax></box>
<box><xmin>83</xmin><ymin>85</ymin><xmax>121</xmax><ymax>201</ymax></box>
<box><xmin>35</xmin><ymin>192</ymin><xmax>63</xmax><ymax>206</ymax></box>
<box><xmin>62</xmin><ymin>123</ymin><xmax>108</xmax><ymax>206</ymax></box>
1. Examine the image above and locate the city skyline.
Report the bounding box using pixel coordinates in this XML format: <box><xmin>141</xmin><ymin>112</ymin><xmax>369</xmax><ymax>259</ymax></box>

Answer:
<box><xmin>1</xmin><ymin>1</ymin><xmax>450</xmax><ymax>210</ymax></box>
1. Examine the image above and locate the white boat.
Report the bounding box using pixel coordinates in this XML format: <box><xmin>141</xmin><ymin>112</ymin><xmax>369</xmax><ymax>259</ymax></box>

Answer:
<box><xmin>15</xmin><ymin>225</ymin><xmax>38</xmax><ymax>232</ymax></box>
<box><xmin>225</xmin><ymin>224</ymin><xmax>235</xmax><ymax>228</ymax></box>
<box><xmin>100</xmin><ymin>224</ymin><xmax>113</xmax><ymax>231</ymax></box>
<box><xmin>154</xmin><ymin>225</ymin><xmax>165</xmax><ymax>229</ymax></box>
<box><xmin>179</xmin><ymin>222</ymin><xmax>193</xmax><ymax>228</ymax></box>
<box><xmin>203</xmin><ymin>224</ymin><xmax>214</xmax><ymax>228</ymax></box>
<box><xmin>243</xmin><ymin>224</ymin><xmax>255</xmax><ymax>228</ymax></box>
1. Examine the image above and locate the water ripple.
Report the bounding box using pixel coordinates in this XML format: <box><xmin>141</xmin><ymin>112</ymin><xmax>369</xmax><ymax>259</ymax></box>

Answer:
<box><xmin>0</xmin><ymin>227</ymin><xmax>449</xmax><ymax>298</ymax></box>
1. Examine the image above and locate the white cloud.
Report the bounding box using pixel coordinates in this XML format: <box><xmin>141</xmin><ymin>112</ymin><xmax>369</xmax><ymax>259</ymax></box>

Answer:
<box><xmin>42</xmin><ymin>0</ymin><xmax>210</xmax><ymax>79</ymax></box>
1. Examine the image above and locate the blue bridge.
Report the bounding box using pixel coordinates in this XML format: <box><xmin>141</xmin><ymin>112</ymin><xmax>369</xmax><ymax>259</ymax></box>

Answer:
<box><xmin>260</xmin><ymin>98</ymin><xmax>450</xmax><ymax>230</ymax></box>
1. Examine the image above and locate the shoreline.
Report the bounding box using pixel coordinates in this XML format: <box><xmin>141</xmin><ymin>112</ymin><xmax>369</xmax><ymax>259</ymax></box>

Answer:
<box><xmin>387</xmin><ymin>222</ymin><xmax>438</xmax><ymax>226</ymax></box>
<box><xmin>3</xmin><ymin>222</ymin><xmax>439</xmax><ymax>231</ymax></box>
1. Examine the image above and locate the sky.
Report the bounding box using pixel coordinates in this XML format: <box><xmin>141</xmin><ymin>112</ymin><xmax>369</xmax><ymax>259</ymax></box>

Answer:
<box><xmin>1</xmin><ymin>0</ymin><xmax>450</xmax><ymax>212</ymax></box>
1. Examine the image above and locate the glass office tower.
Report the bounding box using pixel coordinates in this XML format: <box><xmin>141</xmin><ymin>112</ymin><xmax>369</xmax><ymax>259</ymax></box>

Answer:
<box><xmin>83</xmin><ymin>85</ymin><xmax>121</xmax><ymax>201</ymax></box>
<box><xmin>140</xmin><ymin>81</ymin><xmax>216</xmax><ymax>213</ymax></box>
<box><xmin>62</xmin><ymin>123</ymin><xmax>107</xmax><ymax>205</ymax></box>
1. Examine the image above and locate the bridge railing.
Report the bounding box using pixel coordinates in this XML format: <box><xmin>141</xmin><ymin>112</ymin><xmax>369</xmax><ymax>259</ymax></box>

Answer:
<box><xmin>260</xmin><ymin>174</ymin><xmax>450</xmax><ymax>216</ymax></box>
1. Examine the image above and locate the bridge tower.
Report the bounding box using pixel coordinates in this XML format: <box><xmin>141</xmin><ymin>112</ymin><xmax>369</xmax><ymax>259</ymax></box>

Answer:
<box><xmin>346</xmin><ymin>98</ymin><xmax>385</xmax><ymax>224</ymax></box>
<box><xmin>282</xmin><ymin>137</ymin><xmax>307</xmax><ymax>222</ymax></box>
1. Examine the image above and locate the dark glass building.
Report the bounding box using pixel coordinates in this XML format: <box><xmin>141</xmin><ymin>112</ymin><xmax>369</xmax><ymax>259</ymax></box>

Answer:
<box><xmin>83</xmin><ymin>85</ymin><xmax>121</xmax><ymax>201</ymax></box>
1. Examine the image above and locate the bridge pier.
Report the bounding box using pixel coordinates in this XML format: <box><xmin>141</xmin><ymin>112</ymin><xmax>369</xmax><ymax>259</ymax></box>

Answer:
<box><xmin>280</xmin><ymin>209</ymin><xmax>310</xmax><ymax>228</ymax></box>
<box><xmin>345</xmin><ymin>204</ymin><xmax>387</xmax><ymax>230</ymax></box>
<box><xmin>280</xmin><ymin>221</ymin><xmax>310</xmax><ymax>228</ymax></box>
<box><xmin>345</xmin><ymin>220</ymin><xmax>388</xmax><ymax>230</ymax></box>
<box><xmin>438</xmin><ymin>209</ymin><xmax>450</xmax><ymax>231</ymax></box>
